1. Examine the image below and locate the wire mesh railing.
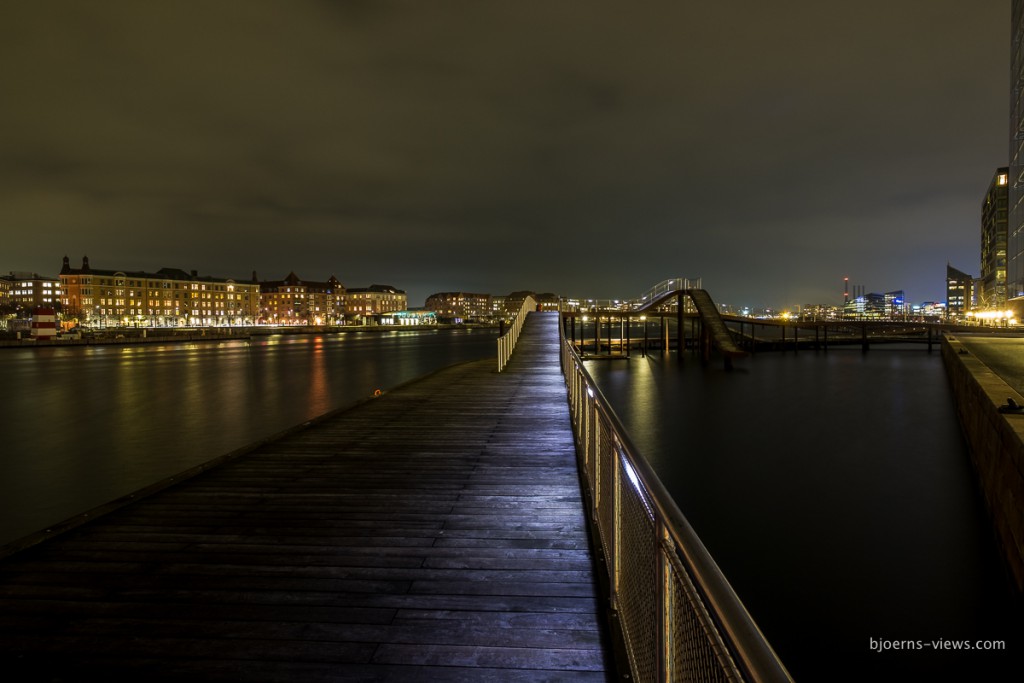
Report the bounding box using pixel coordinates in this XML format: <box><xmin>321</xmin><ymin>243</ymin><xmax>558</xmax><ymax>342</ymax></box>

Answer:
<box><xmin>559</xmin><ymin>324</ymin><xmax>792</xmax><ymax>682</ymax></box>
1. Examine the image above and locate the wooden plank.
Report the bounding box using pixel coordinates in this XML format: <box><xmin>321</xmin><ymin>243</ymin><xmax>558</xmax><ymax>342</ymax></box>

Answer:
<box><xmin>0</xmin><ymin>312</ymin><xmax>615</xmax><ymax>680</ymax></box>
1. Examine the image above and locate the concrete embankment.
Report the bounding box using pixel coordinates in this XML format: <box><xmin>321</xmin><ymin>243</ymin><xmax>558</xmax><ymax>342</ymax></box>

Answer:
<box><xmin>941</xmin><ymin>334</ymin><xmax>1024</xmax><ymax>594</ymax></box>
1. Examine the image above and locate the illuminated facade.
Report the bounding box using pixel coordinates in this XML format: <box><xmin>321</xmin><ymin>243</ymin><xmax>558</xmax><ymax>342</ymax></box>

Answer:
<box><xmin>981</xmin><ymin>167</ymin><xmax>1009</xmax><ymax>309</ymax></box>
<box><xmin>883</xmin><ymin>291</ymin><xmax>907</xmax><ymax>319</ymax></box>
<box><xmin>382</xmin><ymin>310</ymin><xmax>438</xmax><ymax>326</ymax></box>
<box><xmin>259</xmin><ymin>272</ymin><xmax>345</xmax><ymax>325</ymax></box>
<box><xmin>1009</xmin><ymin>1</ymin><xmax>1024</xmax><ymax>307</ymax></box>
<box><xmin>489</xmin><ymin>295</ymin><xmax>507</xmax><ymax>316</ymax></box>
<box><xmin>59</xmin><ymin>256</ymin><xmax>260</xmax><ymax>327</ymax></box>
<box><xmin>345</xmin><ymin>285</ymin><xmax>407</xmax><ymax>319</ymax></box>
<box><xmin>946</xmin><ymin>264</ymin><xmax>974</xmax><ymax>319</ymax></box>
<box><xmin>535</xmin><ymin>293</ymin><xmax>560</xmax><ymax>311</ymax></box>
<box><xmin>424</xmin><ymin>292</ymin><xmax>492</xmax><ymax>321</ymax></box>
<box><xmin>3</xmin><ymin>272</ymin><xmax>60</xmax><ymax>311</ymax></box>
<box><xmin>502</xmin><ymin>291</ymin><xmax>559</xmax><ymax>314</ymax></box>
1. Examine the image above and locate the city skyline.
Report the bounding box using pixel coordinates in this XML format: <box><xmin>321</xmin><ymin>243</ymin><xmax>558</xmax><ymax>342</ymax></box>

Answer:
<box><xmin>0</xmin><ymin>2</ymin><xmax>1010</xmax><ymax>309</ymax></box>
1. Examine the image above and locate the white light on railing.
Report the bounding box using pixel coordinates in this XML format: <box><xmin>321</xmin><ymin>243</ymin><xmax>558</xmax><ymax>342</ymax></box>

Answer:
<box><xmin>621</xmin><ymin>455</ymin><xmax>644</xmax><ymax>496</ymax></box>
<box><xmin>587</xmin><ymin>387</ymin><xmax>595</xmax><ymax>398</ymax></box>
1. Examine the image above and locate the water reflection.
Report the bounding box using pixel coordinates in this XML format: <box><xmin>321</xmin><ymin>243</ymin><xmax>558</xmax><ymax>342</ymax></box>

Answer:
<box><xmin>0</xmin><ymin>329</ymin><xmax>495</xmax><ymax>546</ymax></box>
<box><xmin>585</xmin><ymin>348</ymin><xmax>1019</xmax><ymax>680</ymax></box>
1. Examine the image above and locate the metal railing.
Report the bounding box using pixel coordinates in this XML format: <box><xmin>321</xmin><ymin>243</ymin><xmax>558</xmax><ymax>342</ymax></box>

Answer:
<box><xmin>497</xmin><ymin>296</ymin><xmax>537</xmax><ymax>372</ymax></box>
<box><xmin>639</xmin><ymin>277</ymin><xmax>702</xmax><ymax>308</ymax></box>
<box><xmin>560</xmin><ymin>277</ymin><xmax>703</xmax><ymax>313</ymax></box>
<box><xmin>559</xmin><ymin>326</ymin><xmax>792</xmax><ymax>682</ymax></box>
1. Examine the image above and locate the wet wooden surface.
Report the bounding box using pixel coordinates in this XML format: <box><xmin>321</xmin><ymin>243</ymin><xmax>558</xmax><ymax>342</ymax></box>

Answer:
<box><xmin>0</xmin><ymin>312</ymin><xmax>613</xmax><ymax>681</ymax></box>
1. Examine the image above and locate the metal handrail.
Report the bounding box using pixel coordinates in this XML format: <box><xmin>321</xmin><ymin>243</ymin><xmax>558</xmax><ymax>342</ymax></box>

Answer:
<box><xmin>559</xmin><ymin>278</ymin><xmax>703</xmax><ymax>313</ymax></box>
<box><xmin>639</xmin><ymin>277</ymin><xmax>702</xmax><ymax>307</ymax></box>
<box><xmin>559</xmin><ymin>322</ymin><xmax>792</xmax><ymax>682</ymax></box>
<box><xmin>496</xmin><ymin>296</ymin><xmax>537</xmax><ymax>371</ymax></box>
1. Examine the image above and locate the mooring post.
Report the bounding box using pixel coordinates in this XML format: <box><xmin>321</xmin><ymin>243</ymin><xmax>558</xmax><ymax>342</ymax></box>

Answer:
<box><xmin>626</xmin><ymin>314</ymin><xmax>631</xmax><ymax>357</ymax></box>
<box><xmin>677</xmin><ymin>293</ymin><xmax>684</xmax><ymax>356</ymax></box>
<box><xmin>642</xmin><ymin>318</ymin><xmax>648</xmax><ymax>358</ymax></box>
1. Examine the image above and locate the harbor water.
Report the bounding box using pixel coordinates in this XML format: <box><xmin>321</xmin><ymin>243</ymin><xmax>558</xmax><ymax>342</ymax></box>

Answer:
<box><xmin>3</xmin><ymin>322</ymin><xmax>1020</xmax><ymax>678</ymax></box>
<box><xmin>584</xmin><ymin>344</ymin><xmax>1020</xmax><ymax>680</ymax></box>
<box><xmin>0</xmin><ymin>328</ymin><xmax>495</xmax><ymax>547</ymax></box>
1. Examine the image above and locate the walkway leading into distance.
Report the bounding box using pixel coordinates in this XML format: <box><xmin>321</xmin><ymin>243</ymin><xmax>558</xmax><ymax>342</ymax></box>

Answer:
<box><xmin>953</xmin><ymin>334</ymin><xmax>1024</xmax><ymax>397</ymax></box>
<box><xmin>0</xmin><ymin>311</ymin><xmax>613</xmax><ymax>682</ymax></box>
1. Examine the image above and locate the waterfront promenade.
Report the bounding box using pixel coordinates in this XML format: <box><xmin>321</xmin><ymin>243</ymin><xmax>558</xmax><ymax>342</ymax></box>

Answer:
<box><xmin>943</xmin><ymin>333</ymin><xmax>1024</xmax><ymax>595</ymax></box>
<box><xmin>0</xmin><ymin>312</ymin><xmax>613</xmax><ymax>681</ymax></box>
<box><xmin>953</xmin><ymin>333</ymin><xmax>1024</xmax><ymax>396</ymax></box>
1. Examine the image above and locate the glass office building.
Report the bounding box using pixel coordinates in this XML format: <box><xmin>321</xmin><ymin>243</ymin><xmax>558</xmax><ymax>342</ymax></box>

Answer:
<box><xmin>1007</xmin><ymin>1</ymin><xmax>1024</xmax><ymax>306</ymax></box>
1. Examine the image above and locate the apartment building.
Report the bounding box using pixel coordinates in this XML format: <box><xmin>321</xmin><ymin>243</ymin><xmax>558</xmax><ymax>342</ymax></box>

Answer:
<box><xmin>59</xmin><ymin>256</ymin><xmax>260</xmax><ymax>327</ymax></box>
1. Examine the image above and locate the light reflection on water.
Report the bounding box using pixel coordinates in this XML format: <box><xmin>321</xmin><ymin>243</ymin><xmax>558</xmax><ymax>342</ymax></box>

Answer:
<box><xmin>585</xmin><ymin>347</ymin><xmax>1020</xmax><ymax>681</ymax></box>
<box><xmin>0</xmin><ymin>329</ymin><xmax>494</xmax><ymax>546</ymax></box>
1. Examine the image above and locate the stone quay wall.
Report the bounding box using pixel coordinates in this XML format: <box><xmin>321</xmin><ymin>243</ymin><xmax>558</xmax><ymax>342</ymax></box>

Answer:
<box><xmin>941</xmin><ymin>335</ymin><xmax>1024</xmax><ymax>595</ymax></box>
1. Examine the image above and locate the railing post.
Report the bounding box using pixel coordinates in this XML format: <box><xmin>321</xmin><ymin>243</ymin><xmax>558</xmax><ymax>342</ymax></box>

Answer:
<box><xmin>610</xmin><ymin>425</ymin><xmax>620</xmax><ymax>616</ymax></box>
<box><xmin>658</xmin><ymin>519</ymin><xmax>669</xmax><ymax>682</ymax></box>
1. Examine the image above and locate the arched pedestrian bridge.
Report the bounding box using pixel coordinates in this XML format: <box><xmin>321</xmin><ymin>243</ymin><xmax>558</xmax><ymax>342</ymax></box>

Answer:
<box><xmin>561</xmin><ymin>278</ymin><xmax>748</xmax><ymax>368</ymax></box>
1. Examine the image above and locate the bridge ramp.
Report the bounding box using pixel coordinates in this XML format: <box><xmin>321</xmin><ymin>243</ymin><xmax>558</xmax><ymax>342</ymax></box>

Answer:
<box><xmin>0</xmin><ymin>312</ymin><xmax>613</xmax><ymax>680</ymax></box>
<box><xmin>686</xmin><ymin>288</ymin><xmax>748</xmax><ymax>357</ymax></box>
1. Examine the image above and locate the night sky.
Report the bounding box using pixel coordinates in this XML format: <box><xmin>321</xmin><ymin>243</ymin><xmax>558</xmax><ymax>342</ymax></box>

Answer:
<box><xmin>0</xmin><ymin>1</ymin><xmax>1010</xmax><ymax>309</ymax></box>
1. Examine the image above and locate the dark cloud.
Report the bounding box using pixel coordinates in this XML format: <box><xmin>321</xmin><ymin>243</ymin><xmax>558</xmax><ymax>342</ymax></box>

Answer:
<box><xmin>0</xmin><ymin>1</ymin><xmax>1009</xmax><ymax>308</ymax></box>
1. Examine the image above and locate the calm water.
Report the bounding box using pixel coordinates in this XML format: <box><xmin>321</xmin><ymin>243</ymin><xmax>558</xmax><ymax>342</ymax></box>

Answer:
<box><xmin>0</xmin><ymin>328</ymin><xmax>495</xmax><ymax>546</ymax></box>
<box><xmin>585</xmin><ymin>346</ymin><xmax>1021</xmax><ymax>680</ymax></box>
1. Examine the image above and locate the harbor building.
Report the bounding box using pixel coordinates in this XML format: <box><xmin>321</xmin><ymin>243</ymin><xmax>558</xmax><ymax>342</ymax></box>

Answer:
<box><xmin>1007</xmin><ymin>1</ymin><xmax>1024</xmax><ymax>310</ymax></box>
<box><xmin>1</xmin><ymin>272</ymin><xmax>61</xmax><ymax>312</ymax></box>
<box><xmin>946</xmin><ymin>264</ymin><xmax>975</xmax><ymax>320</ymax></box>
<box><xmin>59</xmin><ymin>256</ymin><xmax>260</xmax><ymax>327</ymax></box>
<box><xmin>424</xmin><ymin>292</ymin><xmax>493</xmax><ymax>322</ymax></box>
<box><xmin>345</xmin><ymin>284</ymin><xmax>408</xmax><ymax>321</ymax></box>
<box><xmin>981</xmin><ymin>167</ymin><xmax>1009</xmax><ymax>310</ymax></box>
<box><xmin>259</xmin><ymin>272</ymin><xmax>346</xmax><ymax>325</ymax></box>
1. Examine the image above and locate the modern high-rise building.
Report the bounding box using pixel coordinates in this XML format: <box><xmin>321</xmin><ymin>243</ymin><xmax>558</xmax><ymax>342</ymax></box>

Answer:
<box><xmin>1007</xmin><ymin>1</ymin><xmax>1024</xmax><ymax>308</ymax></box>
<box><xmin>981</xmin><ymin>167</ymin><xmax>1009</xmax><ymax>309</ymax></box>
<box><xmin>946</xmin><ymin>264</ymin><xmax>974</xmax><ymax>319</ymax></box>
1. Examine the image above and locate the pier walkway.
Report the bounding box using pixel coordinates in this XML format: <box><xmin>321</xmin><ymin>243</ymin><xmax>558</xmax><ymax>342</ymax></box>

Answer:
<box><xmin>0</xmin><ymin>312</ymin><xmax>613</xmax><ymax>681</ymax></box>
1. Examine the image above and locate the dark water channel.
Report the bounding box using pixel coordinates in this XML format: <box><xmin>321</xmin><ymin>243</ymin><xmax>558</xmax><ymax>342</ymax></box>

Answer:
<box><xmin>585</xmin><ymin>345</ymin><xmax>1021</xmax><ymax>681</ymax></box>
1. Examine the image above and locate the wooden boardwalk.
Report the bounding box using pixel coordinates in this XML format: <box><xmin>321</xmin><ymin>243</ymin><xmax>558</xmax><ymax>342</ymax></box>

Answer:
<box><xmin>0</xmin><ymin>312</ymin><xmax>614</xmax><ymax>681</ymax></box>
